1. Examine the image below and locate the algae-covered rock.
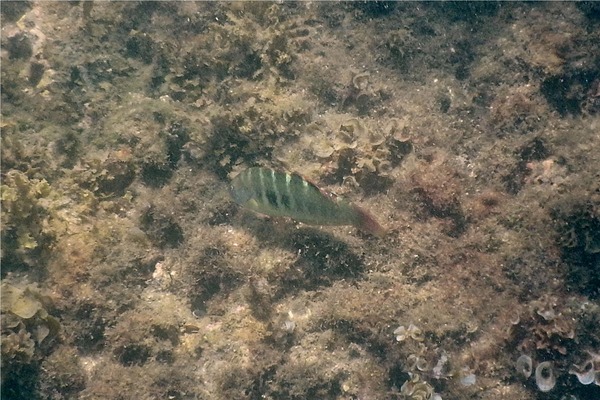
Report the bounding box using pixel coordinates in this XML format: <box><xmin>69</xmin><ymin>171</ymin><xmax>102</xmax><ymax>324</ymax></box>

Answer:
<box><xmin>1</xmin><ymin>281</ymin><xmax>61</xmax><ymax>394</ymax></box>
<box><xmin>1</xmin><ymin>282</ymin><xmax>61</xmax><ymax>345</ymax></box>
<box><xmin>0</xmin><ymin>171</ymin><xmax>54</xmax><ymax>269</ymax></box>
<box><xmin>2</xmin><ymin>283</ymin><xmax>46</xmax><ymax>321</ymax></box>
<box><xmin>37</xmin><ymin>345</ymin><xmax>86</xmax><ymax>399</ymax></box>
<box><xmin>1</xmin><ymin>2</ymin><xmax>599</xmax><ymax>399</ymax></box>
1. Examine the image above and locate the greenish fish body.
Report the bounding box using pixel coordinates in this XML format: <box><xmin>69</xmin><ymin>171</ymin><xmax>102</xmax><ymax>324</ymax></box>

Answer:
<box><xmin>230</xmin><ymin>167</ymin><xmax>385</xmax><ymax>236</ymax></box>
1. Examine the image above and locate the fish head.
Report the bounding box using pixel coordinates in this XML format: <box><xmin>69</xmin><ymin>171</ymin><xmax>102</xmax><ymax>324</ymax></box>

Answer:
<box><xmin>229</xmin><ymin>180</ymin><xmax>256</xmax><ymax>206</ymax></box>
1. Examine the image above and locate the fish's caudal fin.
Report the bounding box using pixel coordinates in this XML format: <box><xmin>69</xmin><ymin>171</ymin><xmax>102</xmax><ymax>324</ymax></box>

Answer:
<box><xmin>352</xmin><ymin>204</ymin><xmax>386</xmax><ymax>237</ymax></box>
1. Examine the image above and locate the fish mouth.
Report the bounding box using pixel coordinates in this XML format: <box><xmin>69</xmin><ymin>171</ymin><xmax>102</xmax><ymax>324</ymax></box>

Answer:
<box><xmin>229</xmin><ymin>183</ymin><xmax>253</xmax><ymax>205</ymax></box>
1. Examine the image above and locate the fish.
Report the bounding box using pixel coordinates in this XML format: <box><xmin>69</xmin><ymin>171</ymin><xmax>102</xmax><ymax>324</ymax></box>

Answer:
<box><xmin>229</xmin><ymin>167</ymin><xmax>386</xmax><ymax>236</ymax></box>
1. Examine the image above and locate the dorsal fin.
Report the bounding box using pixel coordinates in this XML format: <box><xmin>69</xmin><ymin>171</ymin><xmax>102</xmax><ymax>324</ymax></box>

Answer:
<box><xmin>291</xmin><ymin>171</ymin><xmax>340</xmax><ymax>201</ymax></box>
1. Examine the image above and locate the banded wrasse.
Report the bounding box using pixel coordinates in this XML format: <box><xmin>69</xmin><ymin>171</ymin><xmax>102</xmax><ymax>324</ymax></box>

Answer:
<box><xmin>229</xmin><ymin>167</ymin><xmax>386</xmax><ymax>236</ymax></box>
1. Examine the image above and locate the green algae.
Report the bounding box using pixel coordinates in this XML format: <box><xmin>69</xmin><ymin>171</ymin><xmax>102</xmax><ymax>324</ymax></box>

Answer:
<box><xmin>1</xmin><ymin>281</ymin><xmax>61</xmax><ymax>396</ymax></box>
<box><xmin>1</xmin><ymin>171</ymin><xmax>54</xmax><ymax>268</ymax></box>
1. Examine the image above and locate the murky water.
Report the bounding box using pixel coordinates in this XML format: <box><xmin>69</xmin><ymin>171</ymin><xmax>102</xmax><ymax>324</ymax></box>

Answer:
<box><xmin>2</xmin><ymin>2</ymin><xmax>599</xmax><ymax>399</ymax></box>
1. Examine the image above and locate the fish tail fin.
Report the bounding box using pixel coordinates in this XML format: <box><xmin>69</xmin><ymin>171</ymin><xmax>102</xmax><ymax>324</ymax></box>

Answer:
<box><xmin>352</xmin><ymin>205</ymin><xmax>386</xmax><ymax>237</ymax></box>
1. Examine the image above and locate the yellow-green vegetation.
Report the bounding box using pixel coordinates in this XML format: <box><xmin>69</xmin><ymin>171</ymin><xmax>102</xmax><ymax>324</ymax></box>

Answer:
<box><xmin>1</xmin><ymin>171</ymin><xmax>54</xmax><ymax>268</ymax></box>
<box><xmin>1</xmin><ymin>281</ymin><xmax>60</xmax><ymax>392</ymax></box>
<box><xmin>1</xmin><ymin>2</ymin><xmax>600</xmax><ymax>399</ymax></box>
